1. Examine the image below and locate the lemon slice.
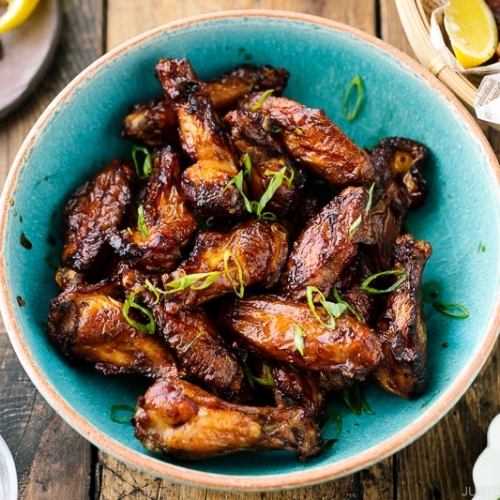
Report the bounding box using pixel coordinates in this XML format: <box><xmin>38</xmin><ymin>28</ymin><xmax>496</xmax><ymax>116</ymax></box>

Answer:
<box><xmin>443</xmin><ymin>0</ymin><xmax>498</xmax><ymax>69</ymax></box>
<box><xmin>0</xmin><ymin>0</ymin><xmax>41</xmax><ymax>35</ymax></box>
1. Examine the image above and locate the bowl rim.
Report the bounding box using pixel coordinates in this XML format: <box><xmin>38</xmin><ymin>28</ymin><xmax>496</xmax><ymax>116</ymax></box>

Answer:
<box><xmin>1</xmin><ymin>8</ymin><xmax>500</xmax><ymax>492</ymax></box>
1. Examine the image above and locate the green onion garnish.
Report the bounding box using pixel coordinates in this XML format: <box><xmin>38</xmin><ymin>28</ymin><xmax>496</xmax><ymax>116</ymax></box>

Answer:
<box><xmin>242</xmin><ymin>153</ymin><xmax>253</xmax><ymax>180</ymax></box>
<box><xmin>122</xmin><ymin>288</ymin><xmax>155</xmax><ymax>335</ymax></box>
<box><xmin>245</xmin><ymin>363</ymin><xmax>274</xmax><ymax>388</ymax></box>
<box><xmin>432</xmin><ymin>301</ymin><xmax>470</xmax><ymax>319</ymax></box>
<box><xmin>163</xmin><ymin>271</ymin><xmax>222</xmax><ymax>294</ymax></box>
<box><xmin>306</xmin><ymin>286</ymin><xmax>347</xmax><ymax>330</ymax></box>
<box><xmin>343</xmin><ymin>75</ymin><xmax>364</xmax><ymax>122</ymax></box>
<box><xmin>131</xmin><ymin>145</ymin><xmax>152</xmax><ymax>179</ymax></box>
<box><xmin>360</xmin><ymin>270</ymin><xmax>407</xmax><ymax>294</ymax></box>
<box><xmin>251</xmin><ymin>89</ymin><xmax>274</xmax><ymax>111</ymax></box>
<box><xmin>137</xmin><ymin>204</ymin><xmax>148</xmax><ymax>238</ymax></box>
<box><xmin>332</xmin><ymin>288</ymin><xmax>363</xmax><ymax>322</ymax></box>
<box><xmin>110</xmin><ymin>404</ymin><xmax>135</xmax><ymax>424</ymax></box>
<box><xmin>181</xmin><ymin>326</ymin><xmax>205</xmax><ymax>354</ymax></box>
<box><xmin>321</xmin><ymin>412</ymin><xmax>343</xmax><ymax>445</ymax></box>
<box><xmin>349</xmin><ymin>215</ymin><xmax>362</xmax><ymax>237</ymax></box>
<box><xmin>225</xmin><ymin>170</ymin><xmax>254</xmax><ymax>214</ymax></box>
<box><xmin>293</xmin><ymin>323</ymin><xmax>306</xmax><ymax>356</ymax></box>
<box><xmin>341</xmin><ymin>385</ymin><xmax>373</xmax><ymax>416</ymax></box>
<box><xmin>366</xmin><ymin>182</ymin><xmax>375</xmax><ymax>214</ymax></box>
<box><xmin>223</xmin><ymin>250</ymin><xmax>245</xmax><ymax>298</ymax></box>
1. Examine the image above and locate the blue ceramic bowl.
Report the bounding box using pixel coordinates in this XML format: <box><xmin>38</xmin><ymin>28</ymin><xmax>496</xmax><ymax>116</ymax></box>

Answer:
<box><xmin>1</xmin><ymin>10</ymin><xmax>500</xmax><ymax>491</ymax></box>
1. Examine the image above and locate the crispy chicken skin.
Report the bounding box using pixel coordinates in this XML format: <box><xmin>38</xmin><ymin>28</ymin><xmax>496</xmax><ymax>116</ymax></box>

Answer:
<box><xmin>132</xmin><ymin>377</ymin><xmax>323</xmax><ymax>461</ymax></box>
<box><xmin>241</xmin><ymin>92</ymin><xmax>377</xmax><ymax>186</ymax></box>
<box><xmin>155</xmin><ymin>58</ymin><xmax>246</xmax><ymax>217</ymax></box>
<box><xmin>58</xmin><ymin>158</ymin><xmax>135</xmax><ymax>277</ymax></box>
<box><xmin>225</xmin><ymin>109</ymin><xmax>307</xmax><ymax>217</ymax></box>
<box><xmin>281</xmin><ymin>186</ymin><xmax>373</xmax><ymax>301</ymax></box>
<box><xmin>154</xmin><ymin>305</ymin><xmax>249</xmax><ymax>401</ymax></box>
<box><xmin>46</xmin><ymin>282</ymin><xmax>180</xmax><ymax>378</ymax></box>
<box><xmin>109</xmin><ymin>147</ymin><xmax>198</xmax><ymax>272</ymax></box>
<box><xmin>220</xmin><ymin>295</ymin><xmax>383</xmax><ymax>378</ymax></box>
<box><xmin>121</xmin><ymin>97</ymin><xmax>179</xmax><ymax>148</ymax></box>
<box><xmin>164</xmin><ymin>219</ymin><xmax>289</xmax><ymax>309</ymax></box>
<box><xmin>371</xmin><ymin>137</ymin><xmax>428</xmax><ymax>210</ymax></box>
<box><xmin>374</xmin><ymin>234</ymin><xmax>432</xmax><ymax>399</ymax></box>
<box><xmin>122</xmin><ymin>64</ymin><xmax>290</xmax><ymax>147</ymax></box>
<box><xmin>270</xmin><ymin>363</ymin><xmax>327</xmax><ymax>422</ymax></box>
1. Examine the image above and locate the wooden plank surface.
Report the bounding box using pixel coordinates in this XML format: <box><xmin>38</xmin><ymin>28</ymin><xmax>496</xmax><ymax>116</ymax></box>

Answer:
<box><xmin>0</xmin><ymin>1</ymin><xmax>499</xmax><ymax>499</ymax></box>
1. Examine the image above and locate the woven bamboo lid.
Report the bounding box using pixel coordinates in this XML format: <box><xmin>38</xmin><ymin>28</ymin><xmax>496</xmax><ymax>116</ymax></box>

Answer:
<box><xmin>395</xmin><ymin>0</ymin><xmax>481</xmax><ymax>118</ymax></box>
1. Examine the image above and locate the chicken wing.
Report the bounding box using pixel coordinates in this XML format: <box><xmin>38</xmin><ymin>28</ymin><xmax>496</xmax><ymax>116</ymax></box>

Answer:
<box><xmin>46</xmin><ymin>282</ymin><xmax>180</xmax><ymax>379</ymax></box>
<box><xmin>225</xmin><ymin>108</ymin><xmax>307</xmax><ymax>217</ymax></box>
<box><xmin>122</xmin><ymin>64</ymin><xmax>290</xmax><ymax>147</ymax></box>
<box><xmin>219</xmin><ymin>295</ymin><xmax>382</xmax><ymax>379</ymax></box>
<box><xmin>281</xmin><ymin>186</ymin><xmax>373</xmax><ymax>301</ymax></box>
<box><xmin>240</xmin><ymin>92</ymin><xmax>377</xmax><ymax>187</ymax></box>
<box><xmin>155</xmin><ymin>58</ymin><xmax>246</xmax><ymax>217</ymax></box>
<box><xmin>164</xmin><ymin>219</ymin><xmax>289</xmax><ymax>309</ymax></box>
<box><xmin>109</xmin><ymin>146</ymin><xmax>198</xmax><ymax>272</ymax></box>
<box><xmin>374</xmin><ymin>234</ymin><xmax>432</xmax><ymax>399</ymax></box>
<box><xmin>132</xmin><ymin>377</ymin><xmax>323</xmax><ymax>461</ymax></box>
<box><xmin>57</xmin><ymin>158</ymin><xmax>135</xmax><ymax>287</ymax></box>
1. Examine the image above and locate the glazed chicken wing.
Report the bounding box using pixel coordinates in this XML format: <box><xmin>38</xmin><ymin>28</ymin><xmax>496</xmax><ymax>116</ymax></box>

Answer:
<box><xmin>225</xmin><ymin>109</ymin><xmax>307</xmax><ymax>217</ymax></box>
<box><xmin>164</xmin><ymin>219</ymin><xmax>289</xmax><ymax>309</ymax></box>
<box><xmin>46</xmin><ymin>282</ymin><xmax>180</xmax><ymax>379</ymax></box>
<box><xmin>155</xmin><ymin>58</ymin><xmax>246</xmax><ymax>217</ymax></box>
<box><xmin>241</xmin><ymin>92</ymin><xmax>377</xmax><ymax>186</ymax></box>
<box><xmin>132</xmin><ymin>377</ymin><xmax>323</xmax><ymax>461</ymax></box>
<box><xmin>281</xmin><ymin>186</ymin><xmax>373</xmax><ymax>301</ymax></box>
<box><xmin>122</xmin><ymin>64</ymin><xmax>290</xmax><ymax>147</ymax></box>
<box><xmin>109</xmin><ymin>146</ymin><xmax>198</xmax><ymax>272</ymax></box>
<box><xmin>219</xmin><ymin>295</ymin><xmax>382</xmax><ymax>379</ymax></box>
<box><xmin>374</xmin><ymin>234</ymin><xmax>432</xmax><ymax>399</ymax></box>
<box><xmin>57</xmin><ymin>158</ymin><xmax>135</xmax><ymax>288</ymax></box>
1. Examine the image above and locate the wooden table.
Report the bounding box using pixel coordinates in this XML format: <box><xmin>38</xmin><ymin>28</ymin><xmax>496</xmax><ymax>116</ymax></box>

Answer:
<box><xmin>1</xmin><ymin>0</ymin><xmax>499</xmax><ymax>498</ymax></box>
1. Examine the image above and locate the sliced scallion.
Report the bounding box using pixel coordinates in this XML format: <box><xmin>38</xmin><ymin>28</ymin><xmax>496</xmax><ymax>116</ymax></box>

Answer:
<box><xmin>293</xmin><ymin>323</ymin><xmax>306</xmax><ymax>356</ymax></box>
<box><xmin>110</xmin><ymin>404</ymin><xmax>135</xmax><ymax>424</ymax></box>
<box><xmin>137</xmin><ymin>204</ymin><xmax>148</xmax><ymax>239</ymax></box>
<box><xmin>332</xmin><ymin>288</ymin><xmax>363</xmax><ymax>322</ymax></box>
<box><xmin>122</xmin><ymin>288</ymin><xmax>155</xmax><ymax>335</ymax></box>
<box><xmin>131</xmin><ymin>145</ymin><xmax>152</xmax><ymax>179</ymax></box>
<box><xmin>223</xmin><ymin>250</ymin><xmax>245</xmax><ymax>298</ymax></box>
<box><xmin>251</xmin><ymin>89</ymin><xmax>274</xmax><ymax>111</ymax></box>
<box><xmin>432</xmin><ymin>301</ymin><xmax>470</xmax><ymax>319</ymax></box>
<box><xmin>360</xmin><ymin>270</ymin><xmax>407</xmax><ymax>294</ymax></box>
<box><xmin>343</xmin><ymin>75</ymin><xmax>364</xmax><ymax>122</ymax></box>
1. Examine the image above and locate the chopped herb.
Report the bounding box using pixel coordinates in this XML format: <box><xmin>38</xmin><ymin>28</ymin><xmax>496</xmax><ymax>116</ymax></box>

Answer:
<box><xmin>251</xmin><ymin>89</ymin><xmax>274</xmax><ymax>111</ymax></box>
<box><xmin>343</xmin><ymin>75</ymin><xmax>364</xmax><ymax>121</ymax></box>
<box><xmin>366</xmin><ymin>182</ymin><xmax>375</xmax><ymax>213</ymax></box>
<box><xmin>131</xmin><ymin>145</ymin><xmax>152</xmax><ymax>179</ymax></box>
<box><xmin>163</xmin><ymin>271</ymin><xmax>222</xmax><ymax>294</ymax></box>
<box><xmin>306</xmin><ymin>286</ymin><xmax>347</xmax><ymax>330</ymax></box>
<box><xmin>242</xmin><ymin>153</ymin><xmax>253</xmax><ymax>180</ymax></box>
<box><xmin>137</xmin><ymin>204</ymin><xmax>148</xmax><ymax>238</ymax></box>
<box><xmin>293</xmin><ymin>323</ymin><xmax>306</xmax><ymax>356</ymax></box>
<box><xmin>349</xmin><ymin>215</ymin><xmax>362</xmax><ymax>237</ymax></box>
<box><xmin>223</xmin><ymin>250</ymin><xmax>245</xmax><ymax>298</ymax></box>
<box><xmin>341</xmin><ymin>385</ymin><xmax>373</xmax><ymax>416</ymax></box>
<box><xmin>122</xmin><ymin>288</ymin><xmax>155</xmax><ymax>335</ymax></box>
<box><xmin>110</xmin><ymin>404</ymin><xmax>135</xmax><ymax>424</ymax></box>
<box><xmin>245</xmin><ymin>363</ymin><xmax>274</xmax><ymax>388</ymax></box>
<box><xmin>360</xmin><ymin>270</ymin><xmax>407</xmax><ymax>294</ymax></box>
<box><xmin>432</xmin><ymin>301</ymin><xmax>470</xmax><ymax>318</ymax></box>
<box><xmin>181</xmin><ymin>327</ymin><xmax>205</xmax><ymax>354</ymax></box>
<box><xmin>332</xmin><ymin>288</ymin><xmax>363</xmax><ymax>322</ymax></box>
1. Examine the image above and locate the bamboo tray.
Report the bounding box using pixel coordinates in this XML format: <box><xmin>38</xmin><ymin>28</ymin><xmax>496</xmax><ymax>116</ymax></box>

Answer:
<box><xmin>395</xmin><ymin>0</ymin><xmax>491</xmax><ymax>126</ymax></box>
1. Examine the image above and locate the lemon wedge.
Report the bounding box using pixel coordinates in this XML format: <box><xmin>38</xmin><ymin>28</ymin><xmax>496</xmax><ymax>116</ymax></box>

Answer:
<box><xmin>443</xmin><ymin>0</ymin><xmax>498</xmax><ymax>69</ymax></box>
<box><xmin>0</xmin><ymin>0</ymin><xmax>41</xmax><ymax>35</ymax></box>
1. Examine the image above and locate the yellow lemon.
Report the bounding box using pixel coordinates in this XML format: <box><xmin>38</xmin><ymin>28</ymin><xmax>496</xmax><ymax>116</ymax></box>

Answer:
<box><xmin>443</xmin><ymin>0</ymin><xmax>498</xmax><ymax>69</ymax></box>
<box><xmin>0</xmin><ymin>0</ymin><xmax>41</xmax><ymax>35</ymax></box>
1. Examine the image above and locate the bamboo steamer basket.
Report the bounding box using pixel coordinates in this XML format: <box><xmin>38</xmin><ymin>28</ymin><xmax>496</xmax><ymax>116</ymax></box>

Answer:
<box><xmin>395</xmin><ymin>0</ymin><xmax>499</xmax><ymax>130</ymax></box>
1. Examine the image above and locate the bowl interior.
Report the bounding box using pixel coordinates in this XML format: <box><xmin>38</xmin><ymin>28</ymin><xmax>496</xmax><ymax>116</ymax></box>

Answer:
<box><xmin>1</xmin><ymin>12</ymin><xmax>500</xmax><ymax>488</ymax></box>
